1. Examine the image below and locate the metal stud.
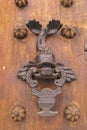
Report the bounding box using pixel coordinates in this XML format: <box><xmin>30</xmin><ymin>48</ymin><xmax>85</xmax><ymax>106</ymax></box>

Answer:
<box><xmin>64</xmin><ymin>104</ymin><xmax>80</xmax><ymax>122</ymax></box>
<box><xmin>14</xmin><ymin>25</ymin><xmax>28</xmax><ymax>40</ymax></box>
<box><xmin>61</xmin><ymin>25</ymin><xmax>77</xmax><ymax>39</ymax></box>
<box><xmin>11</xmin><ymin>104</ymin><xmax>26</xmax><ymax>121</ymax></box>
<box><xmin>15</xmin><ymin>0</ymin><xmax>28</xmax><ymax>8</ymax></box>
<box><xmin>61</xmin><ymin>0</ymin><xmax>73</xmax><ymax>8</ymax></box>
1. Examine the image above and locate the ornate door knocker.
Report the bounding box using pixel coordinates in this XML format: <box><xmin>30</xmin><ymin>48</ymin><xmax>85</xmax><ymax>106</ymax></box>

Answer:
<box><xmin>17</xmin><ymin>19</ymin><xmax>76</xmax><ymax>116</ymax></box>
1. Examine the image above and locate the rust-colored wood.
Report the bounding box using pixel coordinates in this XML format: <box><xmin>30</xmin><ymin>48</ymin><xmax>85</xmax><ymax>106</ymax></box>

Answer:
<box><xmin>0</xmin><ymin>0</ymin><xmax>87</xmax><ymax>130</ymax></box>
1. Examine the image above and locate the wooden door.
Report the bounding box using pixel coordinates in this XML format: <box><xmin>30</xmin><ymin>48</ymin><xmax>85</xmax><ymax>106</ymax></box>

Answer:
<box><xmin>0</xmin><ymin>0</ymin><xmax>87</xmax><ymax>130</ymax></box>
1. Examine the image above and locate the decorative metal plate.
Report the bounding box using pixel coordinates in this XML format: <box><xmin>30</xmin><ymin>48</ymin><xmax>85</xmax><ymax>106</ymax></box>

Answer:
<box><xmin>17</xmin><ymin>19</ymin><xmax>76</xmax><ymax>116</ymax></box>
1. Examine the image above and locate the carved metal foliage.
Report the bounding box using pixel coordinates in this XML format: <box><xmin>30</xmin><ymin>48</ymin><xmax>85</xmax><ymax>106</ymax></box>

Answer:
<box><xmin>18</xmin><ymin>19</ymin><xmax>76</xmax><ymax>116</ymax></box>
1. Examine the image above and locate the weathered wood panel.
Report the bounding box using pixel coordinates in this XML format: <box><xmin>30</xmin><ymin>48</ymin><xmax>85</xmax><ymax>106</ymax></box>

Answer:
<box><xmin>0</xmin><ymin>0</ymin><xmax>87</xmax><ymax>130</ymax></box>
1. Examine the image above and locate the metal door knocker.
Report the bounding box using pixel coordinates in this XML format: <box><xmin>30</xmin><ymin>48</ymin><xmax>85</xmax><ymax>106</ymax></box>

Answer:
<box><xmin>17</xmin><ymin>19</ymin><xmax>76</xmax><ymax>116</ymax></box>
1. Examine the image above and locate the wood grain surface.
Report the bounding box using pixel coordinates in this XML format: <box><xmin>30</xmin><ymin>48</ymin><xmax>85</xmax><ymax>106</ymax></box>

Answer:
<box><xmin>0</xmin><ymin>0</ymin><xmax>87</xmax><ymax>130</ymax></box>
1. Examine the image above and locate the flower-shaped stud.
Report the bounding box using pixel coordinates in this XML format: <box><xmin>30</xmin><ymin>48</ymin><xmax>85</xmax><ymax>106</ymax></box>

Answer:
<box><xmin>14</xmin><ymin>25</ymin><xmax>28</xmax><ymax>40</ymax></box>
<box><xmin>11</xmin><ymin>105</ymin><xmax>26</xmax><ymax>121</ymax></box>
<box><xmin>64</xmin><ymin>104</ymin><xmax>80</xmax><ymax>122</ymax></box>
<box><xmin>61</xmin><ymin>25</ymin><xmax>77</xmax><ymax>39</ymax></box>
<box><xmin>15</xmin><ymin>0</ymin><xmax>28</xmax><ymax>8</ymax></box>
<box><xmin>61</xmin><ymin>0</ymin><xmax>73</xmax><ymax>8</ymax></box>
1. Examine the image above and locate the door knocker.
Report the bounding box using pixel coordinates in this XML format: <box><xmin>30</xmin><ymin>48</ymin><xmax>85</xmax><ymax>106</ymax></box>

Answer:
<box><xmin>17</xmin><ymin>19</ymin><xmax>76</xmax><ymax>116</ymax></box>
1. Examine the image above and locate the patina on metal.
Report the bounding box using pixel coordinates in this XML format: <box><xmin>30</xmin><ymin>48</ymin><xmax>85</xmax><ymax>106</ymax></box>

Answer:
<box><xmin>17</xmin><ymin>19</ymin><xmax>76</xmax><ymax>116</ymax></box>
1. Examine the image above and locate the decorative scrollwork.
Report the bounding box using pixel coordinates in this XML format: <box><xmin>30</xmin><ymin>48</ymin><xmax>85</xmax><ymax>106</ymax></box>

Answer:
<box><xmin>54</xmin><ymin>63</ymin><xmax>76</xmax><ymax>86</ymax></box>
<box><xmin>18</xmin><ymin>19</ymin><xmax>76</xmax><ymax>116</ymax></box>
<box><xmin>26</xmin><ymin>68</ymin><xmax>38</xmax><ymax>88</ymax></box>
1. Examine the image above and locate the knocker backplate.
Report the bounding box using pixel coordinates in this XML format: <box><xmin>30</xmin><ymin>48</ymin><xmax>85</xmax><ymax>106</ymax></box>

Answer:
<box><xmin>17</xmin><ymin>19</ymin><xmax>76</xmax><ymax>116</ymax></box>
